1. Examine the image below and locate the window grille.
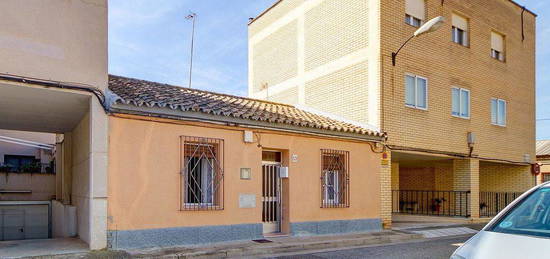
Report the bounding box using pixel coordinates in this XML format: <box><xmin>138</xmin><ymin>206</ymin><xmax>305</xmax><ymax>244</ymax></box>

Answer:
<box><xmin>321</xmin><ymin>149</ymin><xmax>350</xmax><ymax>208</ymax></box>
<box><xmin>181</xmin><ymin>136</ymin><xmax>224</xmax><ymax>210</ymax></box>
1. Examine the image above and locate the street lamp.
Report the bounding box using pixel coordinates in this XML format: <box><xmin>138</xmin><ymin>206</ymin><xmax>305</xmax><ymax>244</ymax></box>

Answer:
<box><xmin>391</xmin><ymin>16</ymin><xmax>446</xmax><ymax>66</ymax></box>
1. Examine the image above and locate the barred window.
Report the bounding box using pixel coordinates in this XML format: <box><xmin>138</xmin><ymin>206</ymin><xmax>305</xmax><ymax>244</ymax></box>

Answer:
<box><xmin>321</xmin><ymin>149</ymin><xmax>349</xmax><ymax>208</ymax></box>
<box><xmin>181</xmin><ymin>136</ymin><xmax>224</xmax><ymax>210</ymax></box>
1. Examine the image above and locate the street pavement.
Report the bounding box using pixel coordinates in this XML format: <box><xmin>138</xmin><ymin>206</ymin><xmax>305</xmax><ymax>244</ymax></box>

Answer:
<box><xmin>267</xmin><ymin>234</ymin><xmax>473</xmax><ymax>259</ymax></box>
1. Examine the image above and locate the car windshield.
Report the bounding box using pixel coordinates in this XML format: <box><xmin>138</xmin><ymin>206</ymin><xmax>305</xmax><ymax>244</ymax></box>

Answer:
<box><xmin>490</xmin><ymin>187</ymin><xmax>550</xmax><ymax>238</ymax></box>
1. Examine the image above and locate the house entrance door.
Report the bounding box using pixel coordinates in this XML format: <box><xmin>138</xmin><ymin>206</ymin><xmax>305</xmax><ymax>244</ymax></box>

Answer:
<box><xmin>262</xmin><ymin>162</ymin><xmax>282</xmax><ymax>234</ymax></box>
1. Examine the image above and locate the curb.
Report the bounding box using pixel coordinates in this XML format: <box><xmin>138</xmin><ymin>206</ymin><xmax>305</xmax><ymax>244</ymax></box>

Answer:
<box><xmin>131</xmin><ymin>232</ymin><xmax>424</xmax><ymax>258</ymax></box>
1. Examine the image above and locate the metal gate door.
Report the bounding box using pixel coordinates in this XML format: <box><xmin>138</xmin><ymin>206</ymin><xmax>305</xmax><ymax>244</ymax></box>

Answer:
<box><xmin>262</xmin><ymin>164</ymin><xmax>281</xmax><ymax>234</ymax></box>
<box><xmin>0</xmin><ymin>202</ymin><xmax>50</xmax><ymax>241</ymax></box>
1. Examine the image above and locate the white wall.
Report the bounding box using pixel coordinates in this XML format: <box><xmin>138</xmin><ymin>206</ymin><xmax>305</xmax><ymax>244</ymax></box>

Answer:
<box><xmin>70</xmin><ymin>98</ymin><xmax>108</xmax><ymax>249</ymax></box>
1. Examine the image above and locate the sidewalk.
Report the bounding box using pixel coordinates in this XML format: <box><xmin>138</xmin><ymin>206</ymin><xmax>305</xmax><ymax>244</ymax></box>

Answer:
<box><xmin>127</xmin><ymin>231</ymin><xmax>423</xmax><ymax>259</ymax></box>
<box><xmin>22</xmin><ymin>231</ymin><xmax>422</xmax><ymax>259</ymax></box>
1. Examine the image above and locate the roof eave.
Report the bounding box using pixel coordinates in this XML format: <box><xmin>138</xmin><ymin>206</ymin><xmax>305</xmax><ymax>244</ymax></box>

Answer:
<box><xmin>110</xmin><ymin>103</ymin><xmax>385</xmax><ymax>143</ymax></box>
<box><xmin>248</xmin><ymin>0</ymin><xmax>537</xmax><ymax>26</ymax></box>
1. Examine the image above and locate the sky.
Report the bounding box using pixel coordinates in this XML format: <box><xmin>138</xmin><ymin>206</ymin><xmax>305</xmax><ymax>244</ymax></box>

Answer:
<box><xmin>108</xmin><ymin>0</ymin><xmax>550</xmax><ymax>140</ymax></box>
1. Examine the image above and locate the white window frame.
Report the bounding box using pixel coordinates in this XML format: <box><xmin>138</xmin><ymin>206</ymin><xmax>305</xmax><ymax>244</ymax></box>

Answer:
<box><xmin>491</xmin><ymin>31</ymin><xmax>506</xmax><ymax>62</ymax></box>
<box><xmin>323</xmin><ymin>170</ymin><xmax>340</xmax><ymax>205</ymax></box>
<box><xmin>405</xmin><ymin>14</ymin><xmax>423</xmax><ymax>27</ymax></box>
<box><xmin>184</xmin><ymin>152</ymin><xmax>215</xmax><ymax>207</ymax></box>
<box><xmin>405</xmin><ymin>74</ymin><xmax>429</xmax><ymax>110</ymax></box>
<box><xmin>451</xmin><ymin>87</ymin><xmax>471</xmax><ymax>119</ymax></box>
<box><xmin>452</xmin><ymin>26</ymin><xmax>469</xmax><ymax>47</ymax></box>
<box><xmin>491</xmin><ymin>98</ymin><xmax>507</xmax><ymax>127</ymax></box>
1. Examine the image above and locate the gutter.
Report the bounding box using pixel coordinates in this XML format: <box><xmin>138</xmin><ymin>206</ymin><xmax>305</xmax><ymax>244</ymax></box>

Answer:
<box><xmin>389</xmin><ymin>145</ymin><xmax>533</xmax><ymax>165</ymax></box>
<box><xmin>110</xmin><ymin>106</ymin><xmax>385</xmax><ymax>144</ymax></box>
<box><xmin>0</xmin><ymin>73</ymin><xmax>108</xmax><ymax>111</ymax></box>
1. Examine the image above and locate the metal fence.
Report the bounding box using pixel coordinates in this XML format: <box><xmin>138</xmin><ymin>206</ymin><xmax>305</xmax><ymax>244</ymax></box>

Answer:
<box><xmin>479</xmin><ymin>191</ymin><xmax>523</xmax><ymax>217</ymax></box>
<box><xmin>392</xmin><ymin>190</ymin><xmax>471</xmax><ymax>217</ymax></box>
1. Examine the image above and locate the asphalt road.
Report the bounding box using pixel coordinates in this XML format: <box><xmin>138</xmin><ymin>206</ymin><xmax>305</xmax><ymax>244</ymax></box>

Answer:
<box><xmin>268</xmin><ymin>235</ymin><xmax>473</xmax><ymax>259</ymax></box>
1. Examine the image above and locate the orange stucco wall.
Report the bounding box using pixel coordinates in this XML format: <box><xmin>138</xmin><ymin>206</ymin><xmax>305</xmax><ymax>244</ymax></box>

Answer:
<box><xmin>107</xmin><ymin>115</ymin><xmax>381</xmax><ymax>231</ymax></box>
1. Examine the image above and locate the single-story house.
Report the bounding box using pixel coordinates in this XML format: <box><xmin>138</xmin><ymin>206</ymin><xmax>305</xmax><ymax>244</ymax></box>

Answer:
<box><xmin>105</xmin><ymin>75</ymin><xmax>386</xmax><ymax>249</ymax></box>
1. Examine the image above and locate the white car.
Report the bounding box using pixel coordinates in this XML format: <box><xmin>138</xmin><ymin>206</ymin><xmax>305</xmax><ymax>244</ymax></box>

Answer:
<box><xmin>451</xmin><ymin>182</ymin><xmax>550</xmax><ymax>259</ymax></box>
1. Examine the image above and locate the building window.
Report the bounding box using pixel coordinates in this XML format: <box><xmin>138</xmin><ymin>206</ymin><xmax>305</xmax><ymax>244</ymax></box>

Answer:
<box><xmin>452</xmin><ymin>14</ymin><xmax>469</xmax><ymax>47</ymax></box>
<box><xmin>491</xmin><ymin>31</ymin><xmax>505</xmax><ymax>61</ymax></box>
<box><xmin>452</xmin><ymin>87</ymin><xmax>470</xmax><ymax>118</ymax></box>
<box><xmin>543</xmin><ymin>173</ymin><xmax>550</xmax><ymax>183</ymax></box>
<box><xmin>491</xmin><ymin>98</ymin><xmax>507</xmax><ymax>126</ymax></box>
<box><xmin>405</xmin><ymin>74</ymin><xmax>428</xmax><ymax>110</ymax></box>
<box><xmin>181</xmin><ymin>136</ymin><xmax>224</xmax><ymax>210</ymax></box>
<box><xmin>405</xmin><ymin>0</ymin><xmax>425</xmax><ymax>27</ymax></box>
<box><xmin>321</xmin><ymin>149</ymin><xmax>349</xmax><ymax>208</ymax></box>
<box><xmin>2</xmin><ymin>155</ymin><xmax>38</xmax><ymax>173</ymax></box>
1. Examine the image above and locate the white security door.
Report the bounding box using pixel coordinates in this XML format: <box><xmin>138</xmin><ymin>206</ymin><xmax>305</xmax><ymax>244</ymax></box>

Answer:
<box><xmin>262</xmin><ymin>164</ymin><xmax>282</xmax><ymax>234</ymax></box>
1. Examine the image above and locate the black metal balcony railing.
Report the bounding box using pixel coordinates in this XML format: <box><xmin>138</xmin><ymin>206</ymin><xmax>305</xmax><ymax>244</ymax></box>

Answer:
<box><xmin>392</xmin><ymin>190</ymin><xmax>471</xmax><ymax>217</ymax></box>
<box><xmin>480</xmin><ymin>191</ymin><xmax>523</xmax><ymax>217</ymax></box>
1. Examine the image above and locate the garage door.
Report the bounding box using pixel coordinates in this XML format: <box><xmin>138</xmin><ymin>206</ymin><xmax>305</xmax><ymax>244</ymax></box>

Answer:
<box><xmin>0</xmin><ymin>202</ymin><xmax>50</xmax><ymax>241</ymax></box>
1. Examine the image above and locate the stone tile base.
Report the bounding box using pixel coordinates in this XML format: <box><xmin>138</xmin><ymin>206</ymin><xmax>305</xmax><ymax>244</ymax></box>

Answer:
<box><xmin>290</xmin><ymin>218</ymin><xmax>382</xmax><ymax>236</ymax></box>
<box><xmin>108</xmin><ymin>223</ymin><xmax>263</xmax><ymax>249</ymax></box>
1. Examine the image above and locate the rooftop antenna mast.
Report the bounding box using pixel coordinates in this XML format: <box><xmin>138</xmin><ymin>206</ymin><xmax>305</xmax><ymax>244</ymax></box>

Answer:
<box><xmin>185</xmin><ymin>12</ymin><xmax>197</xmax><ymax>88</ymax></box>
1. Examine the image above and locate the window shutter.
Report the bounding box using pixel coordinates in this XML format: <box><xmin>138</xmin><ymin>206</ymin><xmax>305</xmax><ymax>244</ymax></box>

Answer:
<box><xmin>405</xmin><ymin>0</ymin><xmax>425</xmax><ymax>20</ymax></box>
<box><xmin>452</xmin><ymin>14</ymin><xmax>468</xmax><ymax>31</ymax></box>
<box><xmin>491</xmin><ymin>32</ymin><xmax>504</xmax><ymax>52</ymax></box>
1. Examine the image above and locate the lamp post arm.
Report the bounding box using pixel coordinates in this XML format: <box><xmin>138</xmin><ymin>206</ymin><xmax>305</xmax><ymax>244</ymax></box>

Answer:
<box><xmin>391</xmin><ymin>34</ymin><xmax>415</xmax><ymax>66</ymax></box>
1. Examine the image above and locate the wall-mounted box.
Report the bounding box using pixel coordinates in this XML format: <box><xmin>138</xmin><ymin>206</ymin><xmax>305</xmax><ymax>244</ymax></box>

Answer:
<box><xmin>240</xmin><ymin>168</ymin><xmax>251</xmax><ymax>180</ymax></box>
<box><xmin>243</xmin><ymin>131</ymin><xmax>254</xmax><ymax>143</ymax></box>
<box><xmin>280</xmin><ymin>167</ymin><xmax>289</xmax><ymax>178</ymax></box>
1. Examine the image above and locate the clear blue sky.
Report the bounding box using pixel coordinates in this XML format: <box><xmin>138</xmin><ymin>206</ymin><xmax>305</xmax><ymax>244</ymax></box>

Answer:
<box><xmin>108</xmin><ymin>0</ymin><xmax>549</xmax><ymax>140</ymax></box>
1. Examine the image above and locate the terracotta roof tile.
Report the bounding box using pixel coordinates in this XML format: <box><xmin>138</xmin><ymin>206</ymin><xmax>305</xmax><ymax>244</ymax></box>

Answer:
<box><xmin>537</xmin><ymin>140</ymin><xmax>550</xmax><ymax>157</ymax></box>
<box><xmin>108</xmin><ymin>75</ymin><xmax>384</xmax><ymax>138</ymax></box>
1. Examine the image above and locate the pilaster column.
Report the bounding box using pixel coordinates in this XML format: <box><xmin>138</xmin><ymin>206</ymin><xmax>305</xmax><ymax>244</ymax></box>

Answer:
<box><xmin>380</xmin><ymin>151</ymin><xmax>392</xmax><ymax>228</ymax></box>
<box><xmin>453</xmin><ymin>158</ymin><xmax>480</xmax><ymax>219</ymax></box>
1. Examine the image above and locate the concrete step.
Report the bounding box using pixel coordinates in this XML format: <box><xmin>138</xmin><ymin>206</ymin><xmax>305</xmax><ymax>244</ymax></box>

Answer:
<box><xmin>127</xmin><ymin>231</ymin><xmax>423</xmax><ymax>258</ymax></box>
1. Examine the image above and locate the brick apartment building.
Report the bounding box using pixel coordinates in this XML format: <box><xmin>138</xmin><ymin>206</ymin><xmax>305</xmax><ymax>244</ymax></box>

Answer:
<box><xmin>248</xmin><ymin>0</ymin><xmax>537</xmax><ymax>225</ymax></box>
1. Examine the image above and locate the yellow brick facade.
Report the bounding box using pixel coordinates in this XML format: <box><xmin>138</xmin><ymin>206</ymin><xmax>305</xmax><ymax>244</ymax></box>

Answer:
<box><xmin>381</xmin><ymin>0</ymin><xmax>536</xmax><ymax>163</ymax></box>
<box><xmin>249</xmin><ymin>0</ymin><xmax>536</xmax><ymax>221</ymax></box>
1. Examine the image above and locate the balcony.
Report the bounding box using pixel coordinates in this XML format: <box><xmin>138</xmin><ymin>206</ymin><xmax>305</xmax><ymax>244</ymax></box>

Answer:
<box><xmin>392</xmin><ymin>190</ymin><xmax>522</xmax><ymax>218</ymax></box>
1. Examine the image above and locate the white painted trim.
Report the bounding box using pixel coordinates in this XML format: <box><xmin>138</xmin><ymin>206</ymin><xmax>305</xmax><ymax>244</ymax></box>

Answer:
<box><xmin>251</xmin><ymin>48</ymin><xmax>369</xmax><ymax>99</ymax></box>
<box><xmin>367</xmin><ymin>0</ymin><xmax>381</xmax><ymax>129</ymax></box>
<box><xmin>295</xmin><ymin>104</ymin><xmax>381</xmax><ymax>133</ymax></box>
<box><xmin>250</xmin><ymin>0</ymin><xmax>325</xmax><ymax>45</ymax></box>
<box><xmin>297</xmin><ymin>15</ymin><xmax>305</xmax><ymax>105</ymax></box>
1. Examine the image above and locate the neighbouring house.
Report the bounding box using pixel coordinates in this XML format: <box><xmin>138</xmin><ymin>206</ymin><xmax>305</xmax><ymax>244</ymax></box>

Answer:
<box><xmin>537</xmin><ymin>140</ymin><xmax>550</xmax><ymax>184</ymax></box>
<box><xmin>248</xmin><ymin>0</ymin><xmax>537</xmax><ymax>224</ymax></box>
<box><xmin>0</xmin><ymin>130</ymin><xmax>56</xmax><ymax>202</ymax></box>
<box><xmin>0</xmin><ymin>0</ymin><xmax>108</xmax><ymax>249</ymax></box>
<box><xmin>105</xmin><ymin>75</ymin><xmax>385</xmax><ymax>249</ymax></box>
